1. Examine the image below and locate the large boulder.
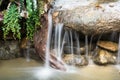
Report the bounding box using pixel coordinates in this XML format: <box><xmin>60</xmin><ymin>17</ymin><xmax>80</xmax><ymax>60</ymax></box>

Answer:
<box><xmin>93</xmin><ymin>41</ymin><xmax>117</xmax><ymax>64</ymax></box>
<box><xmin>94</xmin><ymin>48</ymin><xmax>116</xmax><ymax>64</ymax></box>
<box><xmin>52</xmin><ymin>0</ymin><xmax>120</xmax><ymax>35</ymax></box>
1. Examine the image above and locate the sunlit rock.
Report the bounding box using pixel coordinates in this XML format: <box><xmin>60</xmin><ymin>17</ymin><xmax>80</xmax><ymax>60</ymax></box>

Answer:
<box><xmin>97</xmin><ymin>41</ymin><xmax>118</xmax><ymax>52</ymax></box>
<box><xmin>94</xmin><ymin>48</ymin><xmax>116</xmax><ymax>64</ymax></box>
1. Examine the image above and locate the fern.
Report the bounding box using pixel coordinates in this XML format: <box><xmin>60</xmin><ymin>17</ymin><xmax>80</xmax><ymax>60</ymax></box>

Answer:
<box><xmin>2</xmin><ymin>3</ymin><xmax>21</xmax><ymax>39</ymax></box>
<box><xmin>2</xmin><ymin>0</ymin><xmax>44</xmax><ymax>40</ymax></box>
<box><xmin>26</xmin><ymin>0</ymin><xmax>40</xmax><ymax>40</ymax></box>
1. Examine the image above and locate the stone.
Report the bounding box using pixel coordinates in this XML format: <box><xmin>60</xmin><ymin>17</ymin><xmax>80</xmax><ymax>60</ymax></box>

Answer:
<box><xmin>63</xmin><ymin>54</ymin><xmax>88</xmax><ymax>66</ymax></box>
<box><xmin>97</xmin><ymin>41</ymin><xmax>118</xmax><ymax>52</ymax></box>
<box><xmin>0</xmin><ymin>41</ymin><xmax>21</xmax><ymax>60</ymax></box>
<box><xmin>94</xmin><ymin>48</ymin><xmax>116</xmax><ymax>65</ymax></box>
<box><xmin>52</xmin><ymin>0</ymin><xmax>120</xmax><ymax>35</ymax></box>
<box><xmin>20</xmin><ymin>37</ymin><xmax>29</xmax><ymax>49</ymax></box>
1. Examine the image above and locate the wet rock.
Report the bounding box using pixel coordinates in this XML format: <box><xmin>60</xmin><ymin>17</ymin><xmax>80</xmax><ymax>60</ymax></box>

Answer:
<box><xmin>0</xmin><ymin>41</ymin><xmax>21</xmax><ymax>60</ymax></box>
<box><xmin>63</xmin><ymin>54</ymin><xmax>88</xmax><ymax>66</ymax></box>
<box><xmin>94</xmin><ymin>48</ymin><xmax>116</xmax><ymax>65</ymax></box>
<box><xmin>97</xmin><ymin>41</ymin><xmax>118</xmax><ymax>52</ymax></box>
<box><xmin>20</xmin><ymin>37</ymin><xmax>39</xmax><ymax>60</ymax></box>
<box><xmin>52</xmin><ymin>0</ymin><xmax>120</xmax><ymax>35</ymax></box>
<box><xmin>20</xmin><ymin>37</ymin><xmax>29</xmax><ymax>49</ymax></box>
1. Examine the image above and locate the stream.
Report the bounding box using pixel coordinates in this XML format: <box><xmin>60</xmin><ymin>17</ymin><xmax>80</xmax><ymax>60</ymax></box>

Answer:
<box><xmin>0</xmin><ymin>58</ymin><xmax>120</xmax><ymax>80</ymax></box>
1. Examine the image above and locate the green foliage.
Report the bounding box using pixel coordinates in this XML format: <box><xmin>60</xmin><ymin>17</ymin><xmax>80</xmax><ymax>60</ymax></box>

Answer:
<box><xmin>26</xmin><ymin>0</ymin><xmax>41</xmax><ymax>40</ymax></box>
<box><xmin>38</xmin><ymin>0</ymin><xmax>45</xmax><ymax>16</ymax></box>
<box><xmin>2</xmin><ymin>0</ymin><xmax>45</xmax><ymax>40</ymax></box>
<box><xmin>20</xmin><ymin>0</ymin><xmax>24</xmax><ymax>12</ymax></box>
<box><xmin>26</xmin><ymin>11</ymin><xmax>40</xmax><ymax>40</ymax></box>
<box><xmin>2</xmin><ymin>3</ymin><xmax>21</xmax><ymax>39</ymax></box>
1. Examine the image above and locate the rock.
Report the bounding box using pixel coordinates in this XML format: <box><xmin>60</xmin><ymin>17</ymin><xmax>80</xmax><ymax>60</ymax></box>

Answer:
<box><xmin>20</xmin><ymin>37</ymin><xmax>33</xmax><ymax>49</ymax></box>
<box><xmin>0</xmin><ymin>41</ymin><xmax>21</xmax><ymax>60</ymax></box>
<box><xmin>97</xmin><ymin>41</ymin><xmax>118</xmax><ymax>52</ymax></box>
<box><xmin>63</xmin><ymin>54</ymin><xmax>88</xmax><ymax>66</ymax></box>
<box><xmin>94</xmin><ymin>48</ymin><xmax>116</xmax><ymax>65</ymax></box>
<box><xmin>52</xmin><ymin>0</ymin><xmax>120</xmax><ymax>35</ymax></box>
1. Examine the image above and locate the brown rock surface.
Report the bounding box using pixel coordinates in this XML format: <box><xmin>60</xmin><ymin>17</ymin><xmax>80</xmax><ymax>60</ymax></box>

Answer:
<box><xmin>52</xmin><ymin>0</ymin><xmax>120</xmax><ymax>35</ymax></box>
<box><xmin>97</xmin><ymin>41</ymin><xmax>118</xmax><ymax>52</ymax></box>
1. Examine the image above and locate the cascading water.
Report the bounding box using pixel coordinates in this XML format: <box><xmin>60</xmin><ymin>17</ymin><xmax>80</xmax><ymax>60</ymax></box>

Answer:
<box><xmin>89</xmin><ymin>35</ymin><xmax>95</xmax><ymax>66</ymax></box>
<box><xmin>74</xmin><ymin>31</ymin><xmax>80</xmax><ymax>55</ymax></box>
<box><xmin>85</xmin><ymin>35</ymin><xmax>89</xmax><ymax>59</ymax></box>
<box><xmin>117</xmin><ymin>34</ymin><xmax>120</xmax><ymax>64</ymax></box>
<box><xmin>115</xmin><ymin>33</ymin><xmax>120</xmax><ymax>71</ymax></box>
<box><xmin>45</xmin><ymin>9</ymin><xmax>53</xmax><ymax>68</ymax></box>
<box><xmin>85</xmin><ymin>35</ymin><xmax>94</xmax><ymax>65</ymax></box>
<box><xmin>26</xmin><ymin>48</ymin><xmax>30</xmax><ymax>62</ymax></box>
<box><xmin>70</xmin><ymin>30</ymin><xmax>74</xmax><ymax>65</ymax></box>
<box><xmin>60</xmin><ymin>31</ymin><xmax>67</xmax><ymax>56</ymax></box>
<box><xmin>54</xmin><ymin>23</ymin><xmax>63</xmax><ymax>60</ymax></box>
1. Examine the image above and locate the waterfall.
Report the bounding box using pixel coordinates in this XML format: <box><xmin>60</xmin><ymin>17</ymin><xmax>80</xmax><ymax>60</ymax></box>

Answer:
<box><xmin>115</xmin><ymin>34</ymin><xmax>120</xmax><ymax>71</ymax></box>
<box><xmin>85</xmin><ymin>35</ymin><xmax>89</xmax><ymax>59</ymax></box>
<box><xmin>26</xmin><ymin>48</ymin><xmax>30</xmax><ymax>62</ymax></box>
<box><xmin>54</xmin><ymin>23</ymin><xmax>63</xmax><ymax>60</ymax></box>
<box><xmin>70</xmin><ymin>30</ymin><xmax>74</xmax><ymax>65</ymax></box>
<box><xmin>85</xmin><ymin>35</ymin><xmax>93</xmax><ymax>65</ymax></box>
<box><xmin>74</xmin><ymin>31</ymin><xmax>80</xmax><ymax>55</ymax></box>
<box><xmin>45</xmin><ymin>9</ymin><xmax>53</xmax><ymax>68</ymax></box>
<box><xmin>58</xmin><ymin>23</ymin><xmax>63</xmax><ymax>60</ymax></box>
<box><xmin>60</xmin><ymin>31</ymin><xmax>67</xmax><ymax>56</ymax></box>
<box><xmin>117</xmin><ymin>34</ymin><xmax>120</xmax><ymax>64</ymax></box>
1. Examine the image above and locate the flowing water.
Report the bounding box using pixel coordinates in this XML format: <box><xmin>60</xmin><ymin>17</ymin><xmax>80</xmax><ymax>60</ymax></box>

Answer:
<box><xmin>74</xmin><ymin>31</ymin><xmax>80</xmax><ymax>55</ymax></box>
<box><xmin>0</xmin><ymin>58</ymin><xmax>120</xmax><ymax>80</ymax></box>
<box><xmin>26</xmin><ymin>48</ymin><xmax>30</xmax><ymax>62</ymax></box>
<box><xmin>117</xmin><ymin>34</ymin><xmax>120</xmax><ymax>64</ymax></box>
<box><xmin>45</xmin><ymin>9</ymin><xmax>53</xmax><ymax>68</ymax></box>
<box><xmin>116</xmin><ymin>34</ymin><xmax>120</xmax><ymax>71</ymax></box>
<box><xmin>85</xmin><ymin>35</ymin><xmax>89</xmax><ymax>58</ymax></box>
<box><xmin>70</xmin><ymin>30</ymin><xmax>74</xmax><ymax>65</ymax></box>
<box><xmin>54</xmin><ymin>23</ymin><xmax>63</xmax><ymax>60</ymax></box>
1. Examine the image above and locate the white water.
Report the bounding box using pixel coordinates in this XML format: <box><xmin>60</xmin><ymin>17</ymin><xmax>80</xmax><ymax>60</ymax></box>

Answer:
<box><xmin>60</xmin><ymin>31</ymin><xmax>67</xmax><ymax>56</ymax></box>
<box><xmin>74</xmin><ymin>31</ymin><xmax>80</xmax><ymax>55</ymax></box>
<box><xmin>45</xmin><ymin>9</ymin><xmax>53</xmax><ymax>68</ymax></box>
<box><xmin>85</xmin><ymin>35</ymin><xmax>94</xmax><ymax>65</ymax></box>
<box><xmin>85</xmin><ymin>35</ymin><xmax>89</xmax><ymax>59</ymax></box>
<box><xmin>26</xmin><ymin>49</ymin><xmax>30</xmax><ymax>62</ymax></box>
<box><xmin>116</xmin><ymin>34</ymin><xmax>120</xmax><ymax>71</ymax></box>
<box><xmin>70</xmin><ymin>30</ymin><xmax>74</xmax><ymax>65</ymax></box>
<box><xmin>54</xmin><ymin>23</ymin><xmax>63</xmax><ymax>60</ymax></box>
<box><xmin>117</xmin><ymin>34</ymin><xmax>120</xmax><ymax>64</ymax></box>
